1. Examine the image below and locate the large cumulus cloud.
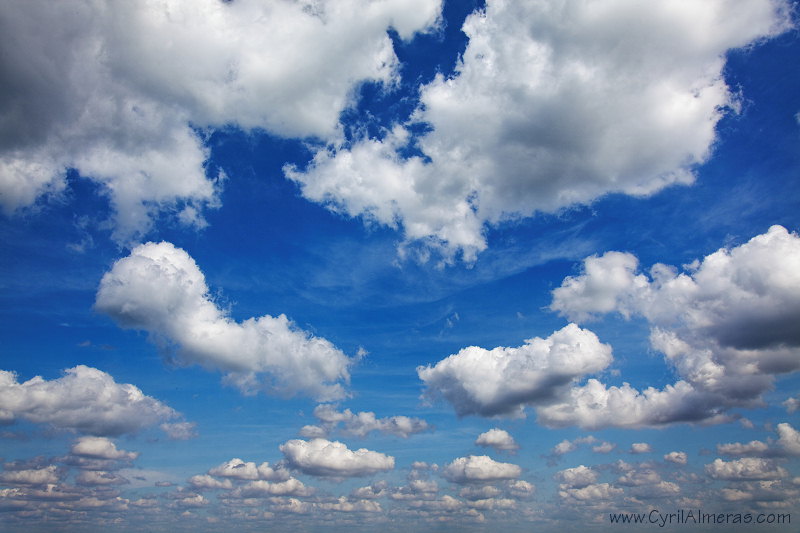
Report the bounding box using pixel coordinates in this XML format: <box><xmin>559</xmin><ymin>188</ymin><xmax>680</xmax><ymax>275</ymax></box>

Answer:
<box><xmin>0</xmin><ymin>0</ymin><xmax>442</xmax><ymax>242</ymax></box>
<box><xmin>95</xmin><ymin>241</ymin><xmax>354</xmax><ymax>400</ymax></box>
<box><xmin>287</xmin><ymin>0</ymin><xmax>792</xmax><ymax>260</ymax></box>
<box><xmin>542</xmin><ymin>225</ymin><xmax>800</xmax><ymax>428</ymax></box>
<box><xmin>417</xmin><ymin>323</ymin><xmax>612</xmax><ymax>417</ymax></box>
<box><xmin>0</xmin><ymin>365</ymin><xmax>189</xmax><ymax>437</ymax></box>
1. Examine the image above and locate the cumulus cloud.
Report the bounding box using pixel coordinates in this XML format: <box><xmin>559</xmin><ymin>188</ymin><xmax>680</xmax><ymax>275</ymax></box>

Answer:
<box><xmin>95</xmin><ymin>241</ymin><xmax>353</xmax><ymax>400</ymax></box>
<box><xmin>475</xmin><ymin>429</ymin><xmax>518</xmax><ymax>452</ymax></box>
<box><xmin>279</xmin><ymin>438</ymin><xmax>394</xmax><ymax>478</ymax></box>
<box><xmin>287</xmin><ymin>0</ymin><xmax>791</xmax><ymax>260</ymax></box>
<box><xmin>231</xmin><ymin>478</ymin><xmax>313</xmax><ymax>498</ymax></box>
<box><xmin>630</xmin><ymin>443</ymin><xmax>653</xmax><ymax>454</ymax></box>
<box><xmin>442</xmin><ymin>456</ymin><xmax>521</xmax><ymax>484</ymax></box>
<box><xmin>0</xmin><ymin>365</ymin><xmax>188</xmax><ymax>437</ymax></box>
<box><xmin>555</xmin><ymin>466</ymin><xmax>597</xmax><ymax>489</ymax></box>
<box><xmin>0</xmin><ymin>466</ymin><xmax>60</xmax><ymax>486</ymax></box>
<box><xmin>187</xmin><ymin>475</ymin><xmax>233</xmax><ymax>491</ymax></box>
<box><xmin>776</xmin><ymin>423</ymin><xmax>800</xmax><ymax>456</ymax></box>
<box><xmin>544</xmin><ymin>226</ymin><xmax>800</xmax><ymax>428</ymax></box>
<box><xmin>0</xmin><ymin>0</ymin><xmax>442</xmax><ymax>242</ymax></box>
<box><xmin>705</xmin><ymin>458</ymin><xmax>787</xmax><ymax>481</ymax></box>
<box><xmin>664</xmin><ymin>452</ymin><xmax>688</xmax><ymax>465</ymax></box>
<box><xmin>207</xmin><ymin>459</ymin><xmax>289</xmax><ymax>482</ymax></box>
<box><xmin>418</xmin><ymin>324</ymin><xmax>611</xmax><ymax>417</ymax></box>
<box><xmin>71</xmin><ymin>437</ymin><xmax>138</xmax><ymax>461</ymax></box>
<box><xmin>310</xmin><ymin>404</ymin><xmax>430</xmax><ymax>438</ymax></box>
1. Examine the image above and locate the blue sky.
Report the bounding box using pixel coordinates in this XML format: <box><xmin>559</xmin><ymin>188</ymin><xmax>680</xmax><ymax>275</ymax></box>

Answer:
<box><xmin>1</xmin><ymin>0</ymin><xmax>800</xmax><ymax>531</ymax></box>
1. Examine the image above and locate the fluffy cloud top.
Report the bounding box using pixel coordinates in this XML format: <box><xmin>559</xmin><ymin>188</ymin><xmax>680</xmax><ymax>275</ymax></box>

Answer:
<box><xmin>0</xmin><ymin>0</ymin><xmax>442</xmax><ymax>242</ymax></box>
<box><xmin>207</xmin><ymin>459</ymin><xmax>289</xmax><ymax>482</ymax></box>
<box><xmin>0</xmin><ymin>365</ymin><xmax>187</xmax><ymax>437</ymax></box>
<box><xmin>417</xmin><ymin>324</ymin><xmax>611</xmax><ymax>417</ymax></box>
<box><xmin>705</xmin><ymin>458</ymin><xmax>787</xmax><ymax>481</ymax></box>
<box><xmin>310</xmin><ymin>404</ymin><xmax>430</xmax><ymax>438</ymax></box>
<box><xmin>287</xmin><ymin>0</ymin><xmax>791</xmax><ymax>260</ymax></box>
<box><xmin>442</xmin><ymin>455</ymin><xmax>521</xmax><ymax>483</ymax></box>
<box><xmin>542</xmin><ymin>226</ymin><xmax>800</xmax><ymax>428</ymax></box>
<box><xmin>70</xmin><ymin>437</ymin><xmax>138</xmax><ymax>461</ymax></box>
<box><xmin>475</xmin><ymin>429</ymin><xmax>518</xmax><ymax>452</ymax></box>
<box><xmin>95</xmin><ymin>242</ymin><xmax>353</xmax><ymax>400</ymax></box>
<box><xmin>279</xmin><ymin>438</ymin><xmax>395</xmax><ymax>477</ymax></box>
<box><xmin>664</xmin><ymin>452</ymin><xmax>688</xmax><ymax>465</ymax></box>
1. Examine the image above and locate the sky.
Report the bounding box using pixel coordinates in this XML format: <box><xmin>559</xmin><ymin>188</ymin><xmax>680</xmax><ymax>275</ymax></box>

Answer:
<box><xmin>1</xmin><ymin>0</ymin><xmax>799</xmax><ymax>531</ymax></box>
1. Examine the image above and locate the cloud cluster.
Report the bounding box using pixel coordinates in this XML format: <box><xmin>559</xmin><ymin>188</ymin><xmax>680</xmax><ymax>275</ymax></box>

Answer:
<box><xmin>418</xmin><ymin>324</ymin><xmax>611</xmax><ymax>417</ymax></box>
<box><xmin>475</xmin><ymin>429</ymin><xmax>518</xmax><ymax>452</ymax></box>
<box><xmin>442</xmin><ymin>456</ymin><xmax>521</xmax><ymax>484</ymax></box>
<box><xmin>0</xmin><ymin>0</ymin><xmax>442</xmax><ymax>242</ymax></box>
<box><xmin>95</xmin><ymin>242</ymin><xmax>353</xmax><ymax>400</ymax></box>
<box><xmin>279</xmin><ymin>438</ymin><xmax>395</xmax><ymax>478</ymax></box>
<box><xmin>0</xmin><ymin>365</ymin><xmax>188</xmax><ymax>437</ymax></box>
<box><xmin>287</xmin><ymin>0</ymin><xmax>791</xmax><ymax>260</ymax></box>
<box><xmin>543</xmin><ymin>226</ymin><xmax>800</xmax><ymax>428</ymax></box>
<box><xmin>303</xmin><ymin>404</ymin><xmax>430</xmax><ymax>438</ymax></box>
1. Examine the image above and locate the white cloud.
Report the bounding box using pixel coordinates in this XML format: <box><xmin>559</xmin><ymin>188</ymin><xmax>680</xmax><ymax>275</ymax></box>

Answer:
<box><xmin>187</xmin><ymin>475</ymin><xmax>233</xmax><ymax>491</ymax></box>
<box><xmin>95</xmin><ymin>242</ymin><xmax>353</xmax><ymax>401</ymax></box>
<box><xmin>555</xmin><ymin>465</ymin><xmax>597</xmax><ymax>489</ymax></box>
<box><xmin>705</xmin><ymin>458</ymin><xmax>787</xmax><ymax>481</ymax></box>
<box><xmin>475</xmin><ymin>429</ymin><xmax>518</xmax><ymax>451</ymax></box>
<box><xmin>70</xmin><ymin>437</ymin><xmax>138</xmax><ymax>461</ymax></box>
<box><xmin>207</xmin><ymin>459</ymin><xmax>289</xmax><ymax>482</ymax></box>
<box><xmin>279</xmin><ymin>438</ymin><xmax>394</xmax><ymax>478</ymax></box>
<box><xmin>442</xmin><ymin>455</ymin><xmax>521</xmax><ymax>484</ymax></box>
<box><xmin>544</xmin><ymin>226</ymin><xmax>800</xmax><ymax>428</ymax></box>
<box><xmin>717</xmin><ymin>440</ymin><xmax>770</xmax><ymax>457</ymax></box>
<box><xmin>0</xmin><ymin>365</ymin><xmax>187</xmax><ymax>437</ymax></box>
<box><xmin>630</xmin><ymin>443</ymin><xmax>652</xmax><ymax>454</ymax></box>
<box><xmin>664</xmin><ymin>452</ymin><xmax>688</xmax><ymax>465</ymax></box>
<box><xmin>776</xmin><ymin>423</ymin><xmax>800</xmax><ymax>456</ymax></box>
<box><xmin>231</xmin><ymin>479</ymin><xmax>313</xmax><ymax>498</ymax></box>
<box><xmin>418</xmin><ymin>324</ymin><xmax>612</xmax><ymax>417</ymax></box>
<box><xmin>0</xmin><ymin>0</ymin><xmax>442</xmax><ymax>243</ymax></box>
<box><xmin>75</xmin><ymin>470</ymin><xmax>129</xmax><ymax>486</ymax></box>
<box><xmin>311</xmin><ymin>404</ymin><xmax>429</xmax><ymax>438</ymax></box>
<box><xmin>785</xmin><ymin>396</ymin><xmax>800</xmax><ymax>413</ymax></box>
<box><xmin>316</xmin><ymin>497</ymin><xmax>383</xmax><ymax>513</ymax></box>
<box><xmin>0</xmin><ymin>466</ymin><xmax>60</xmax><ymax>486</ymax></box>
<box><xmin>559</xmin><ymin>483</ymin><xmax>623</xmax><ymax>502</ymax></box>
<box><xmin>287</xmin><ymin>0</ymin><xmax>791</xmax><ymax>260</ymax></box>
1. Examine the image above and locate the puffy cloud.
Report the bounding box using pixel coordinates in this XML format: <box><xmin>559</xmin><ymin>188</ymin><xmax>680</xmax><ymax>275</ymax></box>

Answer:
<box><xmin>551</xmin><ymin>435</ymin><xmax>597</xmax><ymax>456</ymax></box>
<box><xmin>279</xmin><ymin>438</ymin><xmax>394</xmax><ymax>478</ymax></box>
<box><xmin>70</xmin><ymin>437</ymin><xmax>138</xmax><ymax>461</ymax></box>
<box><xmin>559</xmin><ymin>483</ymin><xmax>623</xmax><ymax>502</ymax></box>
<box><xmin>717</xmin><ymin>440</ymin><xmax>770</xmax><ymax>457</ymax></box>
<box><xmin>536</xmin><ymin>378</ymin><xmax>724</xmax><ymax>429</ymax></box>
<box><xmin>705</xmin><ymin>458</ymin><xmax>787</xmax><ymax>480</ymax></box>
<box><xmin>664</xmin><ymin>452</ymin><xmax>688</xmax><ymax>465</ymax></box>
<box><xmin>784</xmin><ymin>396</ymin><xmax>800</xmax><ymax>413</ymax></box>
<box><xmin>544</xmin><ymin>226</ymin><xmax>800</xmax><ymax>428</ymax></box>
<box><xmin>231</xmin><ymin>478</ymin><xmax>313</xmax><ymax>498</ymax></box>
<box><xmin>0</xmin><ymin>0</ymin><xmax>442</xmax><ymax>242</ymax></box>
<box><xmin>630</xmin><ymin>443</ymin><xmax>652</xmax><ymax>454</ymax></box>
<box><xmin>442</xmin><ymin>456</ymin><xmax>521</xmax><ymax>484</ymax></box>
<box><xmin>316</xmin><ymin>497</ymin><xmax>383</xmax><ymax>513</ymax></box>
<box><xmin>556</xmin><ymin>466</ymin><xmax>597</xmax><ymax>489</ymax></box>
<box><xmin>418</xmin><ymin>324</ymin><xmax>612</xmax><ymax>417</ymax></box>
<box><xmin>0</xmin><ymin>466</ymin><xmax>60</xmax><ymax>486</ymax></box>
<box><xmin>207</xmin><ymin>459</ymin><xmax>289</xmax><ymax>482</ymax></box>
<box><xmin>187</xmin><ymin>475</ymin><xmax>233</xmax><ymax>491</ymax></box>
<box><xmin>287</xmin><ymin>0</ymin><xmax>791</xmax><ymax>260</ymax></box>
<box><xmin>95</xmin><ymin>242</ymin><xmax>353</xmax><ymax>401</ymax></box>
<box><xmin>475</xmin><ymin>429</ymin><xmax>518</xmax><ymax>451</ymax></box>
<box><xmin>0</xmin><ymin>365</ymin><xmax>187</xmax><ymax>437</ymax></box>
<box><xmin>75</xmin><ymin>470</ymin><xmax>129</xmax><ymax>486</ymax></box>
<box><xmin>776</xmin><ymin>423</ymin><xmax>800</xmax><ymax>456</ymax></box>
<box><xmin>310</xmin><ymin>404</ymin><xmax>430</xmax><ymax>438</ymax></box>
